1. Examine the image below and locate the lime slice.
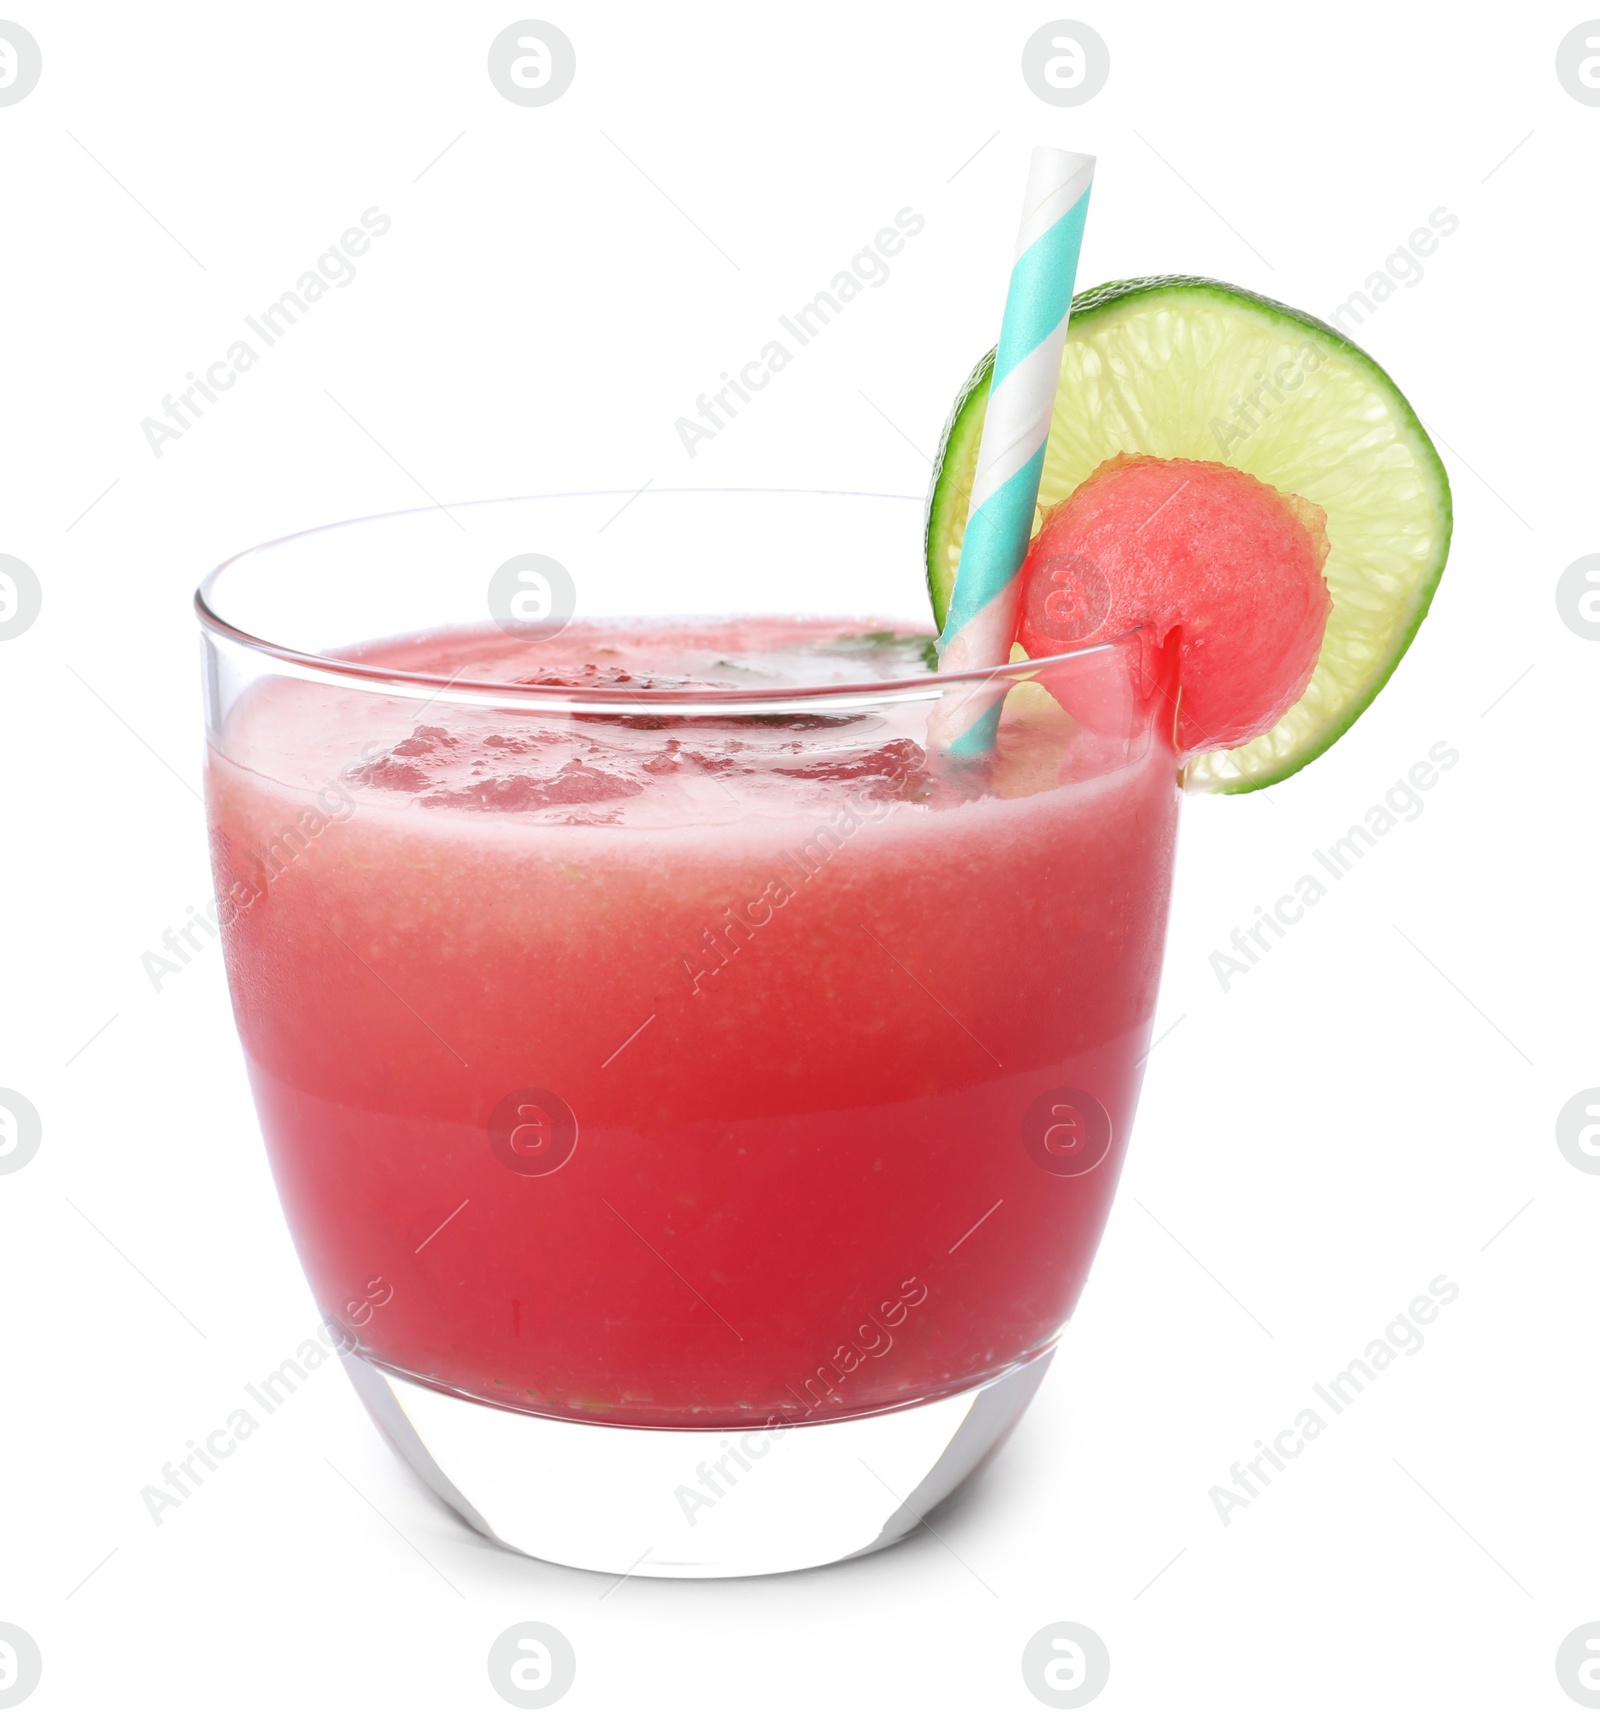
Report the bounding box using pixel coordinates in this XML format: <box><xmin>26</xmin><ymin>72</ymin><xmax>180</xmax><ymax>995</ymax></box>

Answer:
<box><xmin>926</xmin><ymin>276</ymin><xmax>1452</xmax><ymax>792</ymax></box>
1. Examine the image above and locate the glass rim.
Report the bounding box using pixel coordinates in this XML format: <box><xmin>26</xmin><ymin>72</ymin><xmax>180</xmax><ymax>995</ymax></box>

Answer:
<box><xmin>194</xmin><ymin>487</ymin><xmax>1131</xmax><ymax>717</ymax></box>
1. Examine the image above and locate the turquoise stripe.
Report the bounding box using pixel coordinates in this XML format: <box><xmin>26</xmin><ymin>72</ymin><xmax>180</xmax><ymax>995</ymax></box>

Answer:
<box><xmin>938</xmin><ymin>446</ymin><xmax>1046</xmax><ymax>643</ymax></box>
<box><xmin>944</xmin><ymin>697</ymin><xmax>1005</xmax><ymax>757</ymax></box>
<box><xmin>991</xmin><ymin>188</ymin><xmax>1090</xmax><ymax>387</ymax></box>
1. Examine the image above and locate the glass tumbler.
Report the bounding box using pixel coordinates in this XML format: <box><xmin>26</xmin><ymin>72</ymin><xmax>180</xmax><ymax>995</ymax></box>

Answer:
<box><xmin>196</xmin><ymin>489</ymin><xmax>1180</xmax><ymax>1576</ymax></box>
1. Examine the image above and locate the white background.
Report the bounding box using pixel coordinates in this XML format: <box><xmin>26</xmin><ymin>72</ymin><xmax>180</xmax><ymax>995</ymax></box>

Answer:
<box><xmin>2</xmin><ymin>1</ymin><xmax>1597</xmax><ymax>1724</ymax></box>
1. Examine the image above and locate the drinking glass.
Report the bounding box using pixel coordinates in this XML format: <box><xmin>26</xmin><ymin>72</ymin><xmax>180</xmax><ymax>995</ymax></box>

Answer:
<box><xmin>196</xmin><ymin>489</ymin><xmax>1180</xmax><ymax>1576</ymax></box>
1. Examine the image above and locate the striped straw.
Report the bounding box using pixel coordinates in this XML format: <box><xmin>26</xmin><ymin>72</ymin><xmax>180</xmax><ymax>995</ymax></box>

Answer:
<box><xmin>931</xmin><ymin>146</ymin><xmax>1095</xmax><ymax>755</ymax></box>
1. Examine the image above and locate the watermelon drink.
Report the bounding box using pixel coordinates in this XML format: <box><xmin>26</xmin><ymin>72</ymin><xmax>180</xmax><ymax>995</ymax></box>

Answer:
<box><xmin>209</xmin><ymin>620</ymin><xmax>1177</xmax><ymax>1422</ymax></box>
<box><xmin>191</xmin><ymin>209</ymin><xmax>1455</xmax><ymax>1578</ymax></box>
<box><xmin>197</xmin><ymin>489</ymin><xmax>1181</xmax><ymax>1574</ymax></box>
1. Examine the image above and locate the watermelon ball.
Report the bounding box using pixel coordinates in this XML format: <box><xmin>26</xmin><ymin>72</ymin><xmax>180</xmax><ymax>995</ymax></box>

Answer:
<box><xmin>1018</xmin><ymin>453</ymin><xmax>1332</xmax><ymax>755</ymax></box>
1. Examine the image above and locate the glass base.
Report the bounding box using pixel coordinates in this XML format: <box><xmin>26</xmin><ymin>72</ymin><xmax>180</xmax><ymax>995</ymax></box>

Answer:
<box><xmin>343</xmin><ymin>1348</ymin><xmax>1056</xmax><ymax>1578</ymax></box>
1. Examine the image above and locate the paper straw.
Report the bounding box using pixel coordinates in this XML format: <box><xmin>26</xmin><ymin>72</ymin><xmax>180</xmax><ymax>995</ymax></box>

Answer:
<box><xmin>931</xmin><ymin>146</ymin><xmax>1095</xmax><ymax>755</ymax></box>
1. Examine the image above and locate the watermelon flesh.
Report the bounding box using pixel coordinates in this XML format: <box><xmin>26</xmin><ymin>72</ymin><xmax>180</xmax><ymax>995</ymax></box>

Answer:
<box><xmin>1016</xmin><ymin>454</ymin><xmax>1332</xmax><ymax>756</ymax></box>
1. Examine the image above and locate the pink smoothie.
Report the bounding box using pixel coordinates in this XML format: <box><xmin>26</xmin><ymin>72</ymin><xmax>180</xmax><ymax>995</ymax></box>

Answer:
<box><xmin>207</xmin><ymin>619</ymin><xmax>1179</xmax><ymax>1425</ymax></box>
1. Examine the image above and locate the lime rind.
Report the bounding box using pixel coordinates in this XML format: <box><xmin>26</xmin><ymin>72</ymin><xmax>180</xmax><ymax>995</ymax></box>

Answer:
<box><xmin>924</xmin><ymin>276</ymin><xmax>1452</xmax><ymax>794</ymax></box>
